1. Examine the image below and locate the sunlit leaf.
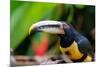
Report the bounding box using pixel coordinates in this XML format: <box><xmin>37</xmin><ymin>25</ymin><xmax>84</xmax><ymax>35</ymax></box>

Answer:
<box><xmin>11</xmin><ymin>1</ymin><xmax>58</xmax><ymax>49</ymax></box>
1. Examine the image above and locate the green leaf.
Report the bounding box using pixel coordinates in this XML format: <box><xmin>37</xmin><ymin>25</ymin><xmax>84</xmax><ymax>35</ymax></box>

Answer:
<box><xmin>11</xmin><ymin>1</ymin><xmax>58</xmax><ymax>49</ymax></box>
<box><xmin>67</xmin><ymin>5</ymin><xmax>74</xmax><ymax>23</ymax></box>
<box><xmin>75</xmin><ymin>5</ymin><xmax>85</xmax><ymax>9</ymax></box>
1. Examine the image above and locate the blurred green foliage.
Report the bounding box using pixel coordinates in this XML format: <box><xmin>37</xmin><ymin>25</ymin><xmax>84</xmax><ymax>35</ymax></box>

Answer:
<box><xmin>10</xmin><ymin>1</ymin><xmax>95</xmax><ymax>55</ymax></box>
<box><xmin>11</xmin><ymin>1</ymin><xmax>59</xmax><ymax>49</ymax></box>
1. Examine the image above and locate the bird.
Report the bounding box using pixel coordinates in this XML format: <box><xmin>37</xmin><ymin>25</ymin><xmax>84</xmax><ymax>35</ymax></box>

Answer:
<box><xmin>58</xmin><ymin>23</ymin><xmax>94</xmax><ymax>62</ymax></box>
<box><xmin>29</xmin><ymin>20</ymin><xmax>94</xmax><ymax>63</ymax></box>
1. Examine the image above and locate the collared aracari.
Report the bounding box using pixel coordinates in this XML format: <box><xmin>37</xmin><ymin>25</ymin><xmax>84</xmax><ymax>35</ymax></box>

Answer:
<box><xmin>58</xmin><ymin>23</ymin><xmax>94</xmax><ymax>62</ymax></box>
<box><xmin>29</xmin><ymin>20</ymin><xmax>94</xmax><ymax>63</ymax></box>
